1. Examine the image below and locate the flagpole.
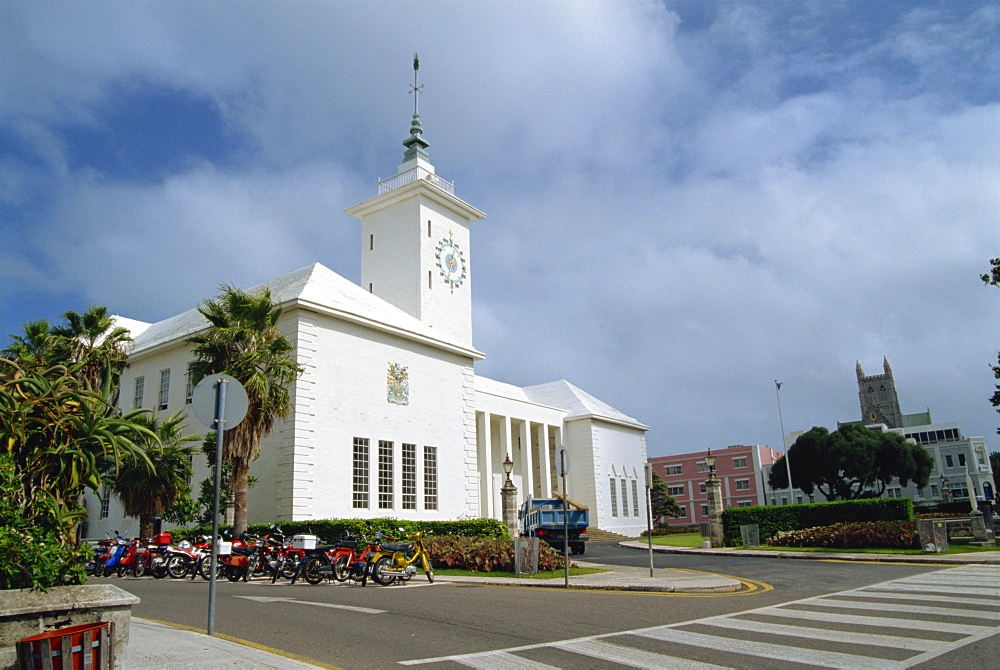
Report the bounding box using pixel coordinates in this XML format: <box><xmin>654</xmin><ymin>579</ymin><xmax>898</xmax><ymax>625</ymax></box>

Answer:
<box><xmin>775</xmin><ymin>380</ymin><xmax>793</xmax><ymax>500</ymax></box>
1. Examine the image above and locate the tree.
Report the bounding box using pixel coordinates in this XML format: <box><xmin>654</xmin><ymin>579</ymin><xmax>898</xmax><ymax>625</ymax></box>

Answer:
<box><xmin>0</xmin><ymin>358</ymin><xmax>153</xmax><ymax>548</ymax></box>
<box><xmin>983</xmin><ymin>259</ymin><xmax>999</xmax><ymax>436</ymax></box>
<box><xmin>186</xmin><ymin>286</ymin><xmax>302</xmax><ymax>535</ymax></box>
<box><xmin>990</xmin><ymin>451</ymin><xmax>1000</xmax><ymax>496</ymax></box>
<box><xmin>109</xmin><ymin>411</ymin><xmax>199</xmax><ymax>539</ymax></box>
<box><xmin>769</xmin><ymin>423</ymin><xmax>932</xmax><ymax>501</ymax></box>
<box><xmin>649</xmin><ymin>471</ymin><xmax>683</xmax><ymax>522</ymax></box>
<box><xmin>49</xmin><ymin>305</ymin><xmax>132</xmax><ymax>402</ymax></box>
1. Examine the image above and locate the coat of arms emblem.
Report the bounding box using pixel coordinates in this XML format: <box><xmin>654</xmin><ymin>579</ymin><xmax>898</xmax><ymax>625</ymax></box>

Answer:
<box><xmin>387</xmin><ymin>362</ymin><xmax>409</xmax><ymax>405</ymax></box>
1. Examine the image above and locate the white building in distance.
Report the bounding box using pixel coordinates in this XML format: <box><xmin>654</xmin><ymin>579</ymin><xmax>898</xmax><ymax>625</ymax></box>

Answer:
<box><xmin>84</xmin><ymin>74</ymin><xmax>650</xmax><ymax>539</ymax></box>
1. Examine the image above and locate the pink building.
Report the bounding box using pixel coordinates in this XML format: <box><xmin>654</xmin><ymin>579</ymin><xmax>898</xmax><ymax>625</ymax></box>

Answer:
<box><xmin>648</xmin><ymin>445</ymin><xmax>784</xmax><ymax>526</ymax></box>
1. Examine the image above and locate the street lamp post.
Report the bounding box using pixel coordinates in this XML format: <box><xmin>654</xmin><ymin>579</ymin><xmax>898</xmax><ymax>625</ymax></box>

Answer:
<box><xmin>775</xmin><ymin>380</ymin><xmax>793</xmax><ymax>503</ymax></box>
<box><xmin>500</xmin><ymin>454</ymin><xmax>518</xmax><ymax>538</ymax></box>
<box><xmin>704</xmin><ymin>449</ymin><xmax>724</xmax><ymax>547</ymax></box>
<box><xmin>940</xmin><ymin>475</ymin><xmax>952</xmax><ymax>503</ymax></box>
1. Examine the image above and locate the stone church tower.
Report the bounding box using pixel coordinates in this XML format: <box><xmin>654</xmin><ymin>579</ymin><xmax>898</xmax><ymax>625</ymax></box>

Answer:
<box><xmin>856</xmin><ymin>357</ymin><xmax>904</xmax><ymax>428</ymax></box>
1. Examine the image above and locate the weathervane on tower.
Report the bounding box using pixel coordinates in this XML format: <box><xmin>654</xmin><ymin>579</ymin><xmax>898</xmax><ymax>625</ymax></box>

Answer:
<box><xmin>402</xmin><ymin>53</ymin><xmax>430</xmax><ymax>163</ymax></box>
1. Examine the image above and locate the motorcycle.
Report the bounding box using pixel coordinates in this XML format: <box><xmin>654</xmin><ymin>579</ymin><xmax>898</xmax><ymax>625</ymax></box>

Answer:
<box><xmin>288</xmin><ymin>533</ymin><xmax>375</xmax><ymax>585</ymax></box>
<box><xmin>366</xmin><ymin>529</ymin><xmax>434</xmax><ymax>585</ymax></box>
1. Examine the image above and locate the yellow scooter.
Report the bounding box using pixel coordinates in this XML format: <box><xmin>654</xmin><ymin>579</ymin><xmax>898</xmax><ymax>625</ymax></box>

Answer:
<box><xmin>366</xmin><ymin>530</ymin><xmax>434</xmax><ymax>585</ymax></box>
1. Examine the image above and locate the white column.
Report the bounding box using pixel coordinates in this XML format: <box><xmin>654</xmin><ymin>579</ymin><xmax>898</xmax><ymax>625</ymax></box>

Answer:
<box><xmin>536</xmin><ymin>423</ymin><xmax>553</xmax><ymax>499</ymax></box>
<box><xmin>477</xmin><ymin>412</ymin><xmax>493</xmax><ymax>519</ymax></box>
<box><xmin>516</xmin><ymin>419</ymin><xmax>532</xmax><ymax>505</ymax></box>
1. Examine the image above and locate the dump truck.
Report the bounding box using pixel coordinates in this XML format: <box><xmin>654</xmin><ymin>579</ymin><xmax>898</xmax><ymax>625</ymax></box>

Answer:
<box><xmin>519</xmin><ymin>492</ymin><xmax>589</xmax><ymax>555</ymax></box>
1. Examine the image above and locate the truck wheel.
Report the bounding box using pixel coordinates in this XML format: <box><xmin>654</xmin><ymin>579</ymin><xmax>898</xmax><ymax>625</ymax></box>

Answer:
<box><xmin>571</xmin><ymin>543</ymin><xmax>585</xmax><ymax>555</ymax></box>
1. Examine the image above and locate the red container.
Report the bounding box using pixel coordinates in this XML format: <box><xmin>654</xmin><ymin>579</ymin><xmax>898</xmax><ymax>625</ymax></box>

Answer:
<box><xmin>17</xmin><ymin>621</ymin><xmax>110</xmax><ymax>670</ymax></box>
<box><xmin>151</xmin><ymin>532</ymin><xmax>171</xmax><ymax>545</ymax></box>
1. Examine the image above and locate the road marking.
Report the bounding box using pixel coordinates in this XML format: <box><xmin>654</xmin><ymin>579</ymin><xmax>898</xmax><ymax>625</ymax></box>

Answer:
<box><xmin>402</xmin><ymin>564</ymin><xmax>1000</xmax><ymax>668</ymax></box>
<box><xmin>233</xmin><ymin>595</ymin><xmax>385</xmax><ymax>614</ymax></box>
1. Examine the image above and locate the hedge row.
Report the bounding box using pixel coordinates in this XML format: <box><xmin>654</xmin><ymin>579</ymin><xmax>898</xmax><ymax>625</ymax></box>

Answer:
<box><xmin>722</xmin><ymin>498</ymin><xmax>914</xmax><ymax>546</ymax></box>
<box><xmin>166</xmin><ymin>517</ymin><xmax>508</xmax><ymax>544</ymax></box>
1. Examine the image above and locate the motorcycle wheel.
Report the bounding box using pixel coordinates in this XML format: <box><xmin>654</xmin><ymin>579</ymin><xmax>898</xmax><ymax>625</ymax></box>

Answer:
<box><xmin>281</xmin><ymin>557</ymin><xmax>298</xmax><ymax>580</ymax></box>
<box><xmin>103</xmin><ymin>565</ymin><xmax>116</xmax><ymax>577</ymax></box>
<box><xmin>226</xmin><ymin>565</ymin><xmax>243</xmax><ymax>582</ymax></box>
<box><xmin>166</xmin><ymin>555</ymin><xmax>189</xmax><ymax>579</ymax></box>
<box><xmin>332</xmin><ymin>555</ymin><xmax>350</xmax><ymax>582</ymax></box>
<box><xmin>302</xmin><ymin>557</ymin><xmax>325</xmax><ymax>585</ymax></box>
<box><xmin>151</xmin><ymin>557</ymin><xmax>168</xmax><ymax>579</ymax></box>
<box><xmin>117</xmin><ymin>563</ymin><xmax>128</xmax><ymax>578</ymax></box>
<box><xmin>199</xmin><ymin>559</ymin><xmax>225</xmax><ymax>581</ymax></box>
<box><xmin>370</xmin><ymin>555</ymin><xmax>397</xmax><ymax>586</ymax></box>
<box><xmin>134</xmin><ymin>561</ymin><xmax>146</xmax><ymax>578</ymax></box>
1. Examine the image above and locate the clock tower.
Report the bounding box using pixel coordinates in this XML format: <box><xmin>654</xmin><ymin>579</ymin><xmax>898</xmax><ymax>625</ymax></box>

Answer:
<box><xmin>346</xmin><ymin>56</ymin><xmax>485</xmax><ymax>347</ymax></box>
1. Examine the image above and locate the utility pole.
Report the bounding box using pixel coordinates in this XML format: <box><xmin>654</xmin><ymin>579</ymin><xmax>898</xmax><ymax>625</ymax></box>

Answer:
<box><xmin>775</xmin><ymin>380</ymin><xmax>793</xmax><ymax>501</ymax></box>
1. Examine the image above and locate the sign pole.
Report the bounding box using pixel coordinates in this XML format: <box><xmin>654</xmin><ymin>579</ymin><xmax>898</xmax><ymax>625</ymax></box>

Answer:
<box><xmin>207</xmin><ymin>378</ymin><xmax>227</xmax><ymax>637</ymax></box>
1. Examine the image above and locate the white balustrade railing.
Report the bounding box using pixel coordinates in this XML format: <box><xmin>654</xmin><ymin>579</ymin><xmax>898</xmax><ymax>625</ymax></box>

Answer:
<box><xmin>378</xmin><ymin>166</ymin><xmax>454</xmax><ymax>195</ymax></box>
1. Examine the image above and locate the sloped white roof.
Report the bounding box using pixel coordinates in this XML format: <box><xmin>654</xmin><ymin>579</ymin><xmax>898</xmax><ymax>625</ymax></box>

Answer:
<box><xmin>522</xmin><ymin>380</ymin><xmax>649</xmax><ymax>431</ymax></box>
<box><xmin>127</xmin><ymin>262</ymin><xmax>482</xmax><ymax>358</ymax></box>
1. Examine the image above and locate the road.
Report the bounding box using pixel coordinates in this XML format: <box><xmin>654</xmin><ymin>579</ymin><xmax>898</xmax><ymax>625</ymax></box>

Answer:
<box><xmin>98</xmin><ymin>542</ymin><xmax>999</xmax><ymax>668</ymax></box>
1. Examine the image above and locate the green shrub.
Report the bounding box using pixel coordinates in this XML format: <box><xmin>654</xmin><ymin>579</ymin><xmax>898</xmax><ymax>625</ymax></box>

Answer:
<box><xmin>166</xmin><ymin>517</ymin><xmax>508</xmax><ymax>544</ymax></box>
<box><xmin>722</xmin><ymin>498</ymin><xmax>914</xmax><ymax>546</ymax></box>
<box><xmin>767</xmin><ymin>521</ymin><xmax>919</xmax><ymax>549</ymax></box>
<box><xmin>0</xmin><ymin>455</ymin><xmax>89</xmax><ymax>590</ymax></box>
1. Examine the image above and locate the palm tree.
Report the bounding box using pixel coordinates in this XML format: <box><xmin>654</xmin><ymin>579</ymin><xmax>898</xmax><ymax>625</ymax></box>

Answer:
<box><xmin>186</xmin><ymin>286</ymin><xmax>302</xmax><ymax>535</ymax></box>
<box><xmin>110</xmin><ymin>412</ymin><xmax>200</xmax><ymax>539</ymax></box>
<box><xmin>2</xmin><ymin>319</ymin><xmax>55</xmax><ymax>368</ymax></box>
<box><xmin>50</xmin><ymin>305</ymin><xmax>132</xmax><ymax>400</ymax></box>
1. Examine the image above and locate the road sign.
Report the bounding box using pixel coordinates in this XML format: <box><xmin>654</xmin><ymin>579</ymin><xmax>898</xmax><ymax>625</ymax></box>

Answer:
<box><xmin>556</xmin><ymin>446</ymin><xmax>569</xmax><ymax>477</ymax></box>
<box><xmin>191</xmin><ymin>374</ymin><xmax>248</xmax><ymax>430</ymax></box>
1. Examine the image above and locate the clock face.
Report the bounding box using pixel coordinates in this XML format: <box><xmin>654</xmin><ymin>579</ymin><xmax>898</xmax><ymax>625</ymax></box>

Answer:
<box><xmin>435</xmin><ymin>237</ymin><xmax>466</xmax><ymax>287</ymax></box>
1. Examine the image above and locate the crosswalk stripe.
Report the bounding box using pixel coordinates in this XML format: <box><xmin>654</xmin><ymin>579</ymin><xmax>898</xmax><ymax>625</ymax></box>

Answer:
<box><xmin>858</xmin><ymin>582</ymin><xmax>1000</xmax><ymax>596</ymax></box>
<box><xmin>454</xmin><ymin>651</ymin><xmax>558</xmax><ymax>669</ymax></box>
<box><xmin>848</xmin><ymin>589</ymin><xmax>1000</xmax><ymax>606</ymax></box>
<box><xmin>633</xmin><ymin>626</ymin><xmax>895</xmax><ymax>669</ymax></box>
<box><xmin>808</xmin><ymin>597</ymin><xmax>1000</xmax><ymax>620</ymax></box>
<box><xmin>553</xmin><ymin>639</ymin><xmax>728</xmax><ymax>669</ymax></box>
<box><xmin>751</xmin><ymin>606</ymin><xmax>995</xmax><ymax>635</ymax></box>
<box><xmin>699</xmin><ymin>616</ymin><xmax>942</xmax><ymax>651</ymax></box>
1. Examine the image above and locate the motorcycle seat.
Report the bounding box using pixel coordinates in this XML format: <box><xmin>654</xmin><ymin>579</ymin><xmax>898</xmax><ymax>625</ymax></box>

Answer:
<box><xmin>335</xmin><ymin>540</ymin><xmax>358</xmax><ymax>550</ymax></box>
<box><xmin>380</xmin><ymin>542</ymin><xmax>413</xmax><ymax>553</ymax></box>
<box><xmin>231</xmin><ymin>546</ymin><xmax>256</xmax><ymax>556</ymax></box>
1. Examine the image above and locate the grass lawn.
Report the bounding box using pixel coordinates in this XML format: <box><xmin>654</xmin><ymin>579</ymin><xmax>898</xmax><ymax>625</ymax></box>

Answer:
<box><xmin>644</xmin><ymin>532</ymin><xmax>995</xmax><ymax>555</ymax></box>
<box><xmin>432</xmin><ymin>566</ymin><xmax>607</xmax><ymax>579</ymax></box>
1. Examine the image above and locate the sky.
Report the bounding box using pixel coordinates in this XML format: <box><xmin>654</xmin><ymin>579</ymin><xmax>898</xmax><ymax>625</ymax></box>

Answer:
<box><xmin>2</xmin><ymin>1</ymin><xmax>998</xmax><ymax>458</ymax></box>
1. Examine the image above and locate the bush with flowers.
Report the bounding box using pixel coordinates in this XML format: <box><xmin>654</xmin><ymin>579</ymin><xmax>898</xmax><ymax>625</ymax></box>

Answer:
<box><xmin>766</xmin><ymin>520</ymin><xmax>920</xmax><ymax>549</ymax></box>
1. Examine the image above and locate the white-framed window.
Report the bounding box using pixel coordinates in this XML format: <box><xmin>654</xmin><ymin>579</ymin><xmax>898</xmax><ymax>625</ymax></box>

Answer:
<box><xmin>133</xmin><ymin>376</ymin><xmax>144</xmax><ymax>409</ymax></box>
<box><xmin>735</xmin><ymin>479</ymin><xmax>750</xmax><ymax>491</ymax></box>
<box><xmin>887</xmin><ymin>487</ymin><xmax>901</xmax><ymax>498</ymax></box>
<box><xmin>930</xmin><ymin>485</ymin><xmax>939</xmax><ymax>498</ymax></box>
<box><xmin>737</xmin><ymin>501</ymin><xmax>752</xmax><ymax>507</ymax></box>
<box><xmin>631</xmin><ymin>480</ymin><xmax>639</xmax><ymax>517</ymax></box>
<box><xmin>423</xmin><ymin>446</ymin><xmax>437</xmax><ymax>510</ymax></box>
<box><xmin>699</xmin><ymin>482</ymin><xmax>707</xmax><ymax>493</ymax></box>
<box><xmin>958</xmin><ymin>453</ymin><xmax>966</xmax><ymax>467</ymax></box>
<box><xmin>401</xmin><ymin>443</ymin><xmax>416</xmax><ymax>510</ymax></box>
<box><xmin>696</xmin><ymin>461</ymin><xmax>709</xmax><ymax>473</ymax></box>
<box><xmin>352</xmin><ymin>438</ymin><xmax>369</xmax><ymax>508</ymax></box>
<box><xmin>158</xmin><ymin>369</ymin><xmax>170</xmax><ymax>410</ymax></box>
<box><xmin>620</xmin><ymin>479</ymin><xmax>629</xmax><ymax>517</ymax></box>
<box><xmin>667</xmin><ymin>485</ymin><xmax>685</xmax><ymax>496</ymax></box>
<box><xmin>733</xmin><ymin>457</ymin><xmax>747</xmax><ymax>468</ymax></box>
<box><xmin>677</xmin><ymin>505</ymin><xmax>687</xmax><ymax>518</ymax></box>
<box><xmin>701</xmin><ymin>504</ymin><xmax>709</xmax><ymax>516</ymax></box>
<box><xmin>185</xmin><ymin>366</ymin><xmax>194</xmax><ymax>405</ymax></box>
<box><xmin>663</xmin><ymin>465</ymin><xmax>682</xmax><ymax>475</ymax></box>
<box><xmin>100</xmin><ymin>485</ymin><xmax>110</xmax><ymax>519</ymax></box>
<box><xmin>378</xmin><ymin>440</ymin><xmax>393</xmax><ymax>509</ymax></box>
<box><xmin>945</xmin><ymin>455</ymin><xmax>954</xmax><ymax>468</ymax></box>
<box><xmin>609</xmin><ymin>478</ymin><xmax>618</xmax><ymax>517</ymax></box>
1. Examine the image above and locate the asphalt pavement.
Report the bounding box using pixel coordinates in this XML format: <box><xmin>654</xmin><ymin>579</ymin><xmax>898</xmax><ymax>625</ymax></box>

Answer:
<box><xmin>125</xmin><ymin>544</ymin><xmax>1000</xmax><ymax>669</ymax></box>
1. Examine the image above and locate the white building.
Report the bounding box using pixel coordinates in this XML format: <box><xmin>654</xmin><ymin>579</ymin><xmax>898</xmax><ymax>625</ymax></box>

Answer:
<box><xmin>84</xmin><ymin>88</ymin><xmax>650</xmax><ymax>538</ymax></box>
